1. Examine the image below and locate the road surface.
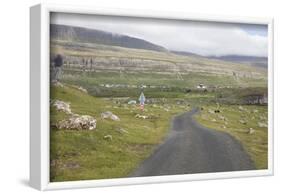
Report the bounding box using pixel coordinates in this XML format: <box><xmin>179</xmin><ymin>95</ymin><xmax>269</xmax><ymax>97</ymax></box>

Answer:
<box><xmin>131</xmin><ymin>108</ymin><xmax>255</xmax><ymax>177</ymax></box>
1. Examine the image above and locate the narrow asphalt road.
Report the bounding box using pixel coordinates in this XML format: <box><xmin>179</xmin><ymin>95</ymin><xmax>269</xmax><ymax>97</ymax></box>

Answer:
<box><xmin>131</xmin><ymin>108</ymin><xmax>255</xmax><ymax>177</ymax></box>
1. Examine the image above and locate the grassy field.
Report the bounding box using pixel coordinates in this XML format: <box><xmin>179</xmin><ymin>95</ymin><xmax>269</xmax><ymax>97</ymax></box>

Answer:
<box><xmin>195</xmin><ymin>105</ymin><xmax>268</xmax><ymax>169</ymax></box>
<box><xmin>50</xmin><ymin>84</ymin><xmax>190</xmax><ymax>181</ymax></box>
<box><xmin>60</xmin><ymin>69</ymin><xmax>267</xmax><ymax>101</ymax></box>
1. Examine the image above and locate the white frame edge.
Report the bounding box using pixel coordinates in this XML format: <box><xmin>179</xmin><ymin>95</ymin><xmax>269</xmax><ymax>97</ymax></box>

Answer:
<box><xmin>30</xmin><ymin>4</ymin><xmax>41</xmax><ymax>190</ymax></box>
<box><xmin>30</xmin><ymin>3</ymin><xmax>274</xmax><ymax>191</ymax></box>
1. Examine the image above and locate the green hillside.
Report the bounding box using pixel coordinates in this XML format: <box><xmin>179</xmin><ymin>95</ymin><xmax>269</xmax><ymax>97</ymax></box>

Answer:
<box><xmin>50</xmin><ymin>84</ymin><xmax>189</xmax><ymax>181</ymax></box>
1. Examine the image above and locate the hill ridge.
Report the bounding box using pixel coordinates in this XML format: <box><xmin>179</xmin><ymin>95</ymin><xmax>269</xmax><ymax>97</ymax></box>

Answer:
<box><xmin>50</xmin><ymin>24</ymin><xmax>167</xmax><ymax>52</ymax></box>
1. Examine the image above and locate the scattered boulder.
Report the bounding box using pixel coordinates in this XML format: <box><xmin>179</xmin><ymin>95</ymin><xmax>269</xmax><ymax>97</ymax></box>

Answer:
<box><xmin>212</xmin><ymin>119</ymin><xmax>216</xmax><ymax>122</ymax></box>
<box><xmin>111</xmin><ymin>114</ymin><xmax>120</xmax><ymax>121</ymax></box>
<box><xmin>239</xmin><ymin>119</ymin><xmax>247</xmax><ymax>125</ymax></box>
<box><xmin>238</xmin><ymin>106</ymin><xmax>244</xmax><ymax>111</ymax></box>
<box><xmin>51</xmin><ymin>100</ymin><xmax>72</xmax><ymax>114</ymax></box>
<box><xmin>57</xmin><ymin>115</ymin><xmax>97</xmax><ymax>130</ymax></box>
<box><xmin>70</xmin><ymin>85</ymin><xmax>88</xmax><ymax>93</ymax></box>
<box><xmin>248</xmin><ymin>128</ymin><xmax>255</xmax><ymax>134</ymax></box>
<box><xmin>218</xmin><ymin>115</ymin><xmax>226</xmax><ymax>121</ymax></box>
<box><xmin>101</xmin><ymin>111</ymin><xmax>120</xmax><ymax>121</ymax></box>
<box><xmin>258</xmin><ymin>122</ymin><xmax>268</xmax><ymax>128</ymax></box>
<box><xmin>128</xmin><ymin>100</ymin><xmax>137</xmax><ymax>105</ymax></box>
<box><xmin>176</xmin><ymin>100</ymin><xmax>185</xmax><ymax>105</ymax></box>
<box><xmin>253</xmin><ymin>109</ymin><xmax>259</xmax><ymax>113</ymax></box>
<box><xmin>135</xmin><ymin>114</ymin><xmax>159</xmax><ymax>119</ymax></box>
<box><xmin>135</xmin><ymin>114</ymin><xmax>148</xmax><ymax>119</ymax></box>
<box><xmin>164</xmin><ymin>108</ymin><xmax>170</xmax><ymax>112</ymax></box>
<box><xmin>104</xmin><ymin>135</ymin><xmax>113</xmax><ymax>141</ymax></box>
<box><xmin>208</xmin><ymin>109</ymin><xmax>215</xmax><ymax>114</ymax></box>
<box><xmin>77</xmin><ymin>86</ymin><xmax>88</xmax><ymax>93</ymax></box>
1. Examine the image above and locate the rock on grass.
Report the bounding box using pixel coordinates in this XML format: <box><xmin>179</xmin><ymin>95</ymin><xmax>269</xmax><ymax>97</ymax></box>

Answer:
<box><xmin>104</xmin><ymin>135</ymin><xmax>113</xmax><ymax>141</ymax></box>
<box><xmin>258</xmin><ymin>122</ymin><xmax>267</xmax><ymax>128</ymax></box>
<box><xmin>51</xmin><ymin>99</ymin><xmax>72</xmax><ymax>114</ymax></box>
<box><xmin>101</xmin><ymin>111</ymin><xmax>120</xmax><ymax>121</ymax></box>
<box><xmin>56</xmin><ymin>115</ymin><xmax>97</xmax><ymax>130</ymax></box>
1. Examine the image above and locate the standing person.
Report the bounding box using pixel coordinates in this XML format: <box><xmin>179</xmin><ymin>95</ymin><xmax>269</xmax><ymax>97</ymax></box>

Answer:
<box><xmin>54</xmin><ymin>54</ymin><xmax>63</xmax><ymax>81</ymax></box>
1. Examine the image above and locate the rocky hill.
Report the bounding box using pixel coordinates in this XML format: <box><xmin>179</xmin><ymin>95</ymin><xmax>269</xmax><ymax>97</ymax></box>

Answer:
<box><xmin>50</xmin><ymin>24</ymin><xmax>167</xmax><ymax>52</ymax></box>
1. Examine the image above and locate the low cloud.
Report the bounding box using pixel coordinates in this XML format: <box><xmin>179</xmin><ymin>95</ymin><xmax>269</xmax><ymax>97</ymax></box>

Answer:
<box><xmin>51</xmin><ymin>13</ymin><xmax>268</xmax><ymax>57</ymax></box>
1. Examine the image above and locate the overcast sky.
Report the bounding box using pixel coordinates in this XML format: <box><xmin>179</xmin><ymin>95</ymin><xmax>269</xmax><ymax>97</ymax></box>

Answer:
<box><xmin>51</xmin><ymin>12</ymin><xmax>268</xmax><ymax>57</ymax></box>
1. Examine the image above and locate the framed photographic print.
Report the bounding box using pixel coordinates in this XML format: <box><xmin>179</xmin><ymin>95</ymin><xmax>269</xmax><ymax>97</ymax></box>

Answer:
<box><xmin>30</xmin><ymin>3</ymin><xmax>274</xmax><ymax>190</ymax></box>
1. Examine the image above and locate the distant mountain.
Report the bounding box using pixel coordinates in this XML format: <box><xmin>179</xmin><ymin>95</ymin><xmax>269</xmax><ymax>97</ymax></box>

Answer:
<box><xmin>50</xmin><ymin>24</ymin><xmax>167</xmax><ymax>52</ymax></box>
<box><xmin>208</xmin><ymin>55</ymin><xmax>268</xmax><ymax>69</ymax></box>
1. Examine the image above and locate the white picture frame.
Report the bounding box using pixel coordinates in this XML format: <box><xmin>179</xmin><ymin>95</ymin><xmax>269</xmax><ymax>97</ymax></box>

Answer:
<box><xmin>30</xmin><ymin>3</ymin><xmax>274</xmax><ymax>191</ymax></box>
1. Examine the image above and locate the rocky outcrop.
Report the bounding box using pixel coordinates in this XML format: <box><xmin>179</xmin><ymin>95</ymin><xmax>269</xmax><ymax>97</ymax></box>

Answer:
<box><xmin>51</xmin><ymin>24</ymin><xmax>167</xmax><ymax>52</ymax></box>
<box><xmin>52</xmin><ymin>98</ymin><xmax>97</xmax><ymax>130</ymax></box>
<box><xmin>56</xmin><ymin>115</ymin><xmax>97</xmax><ymax>130</ymax></box>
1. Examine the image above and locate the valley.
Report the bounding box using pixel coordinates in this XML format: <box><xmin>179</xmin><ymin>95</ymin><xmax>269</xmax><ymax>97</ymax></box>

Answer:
<box><xmin>50</xmin><ymin>24</ymin><xmax>268</xmax><ymax>181</ymax></box>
